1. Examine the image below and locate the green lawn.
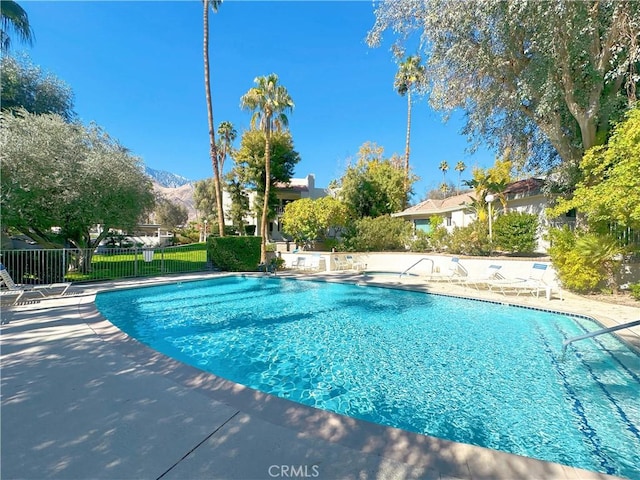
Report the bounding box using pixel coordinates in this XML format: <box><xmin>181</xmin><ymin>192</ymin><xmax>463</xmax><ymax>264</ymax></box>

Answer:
<box><xmin>66</xmin><ymin>243</ymin><xmax>208</xmax><ymax>282</ymax></box>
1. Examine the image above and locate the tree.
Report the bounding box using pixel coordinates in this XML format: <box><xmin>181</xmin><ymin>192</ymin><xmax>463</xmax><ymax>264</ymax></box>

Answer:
<box><xmin>193</xmin><ymin>177</ymin><xmax>218</xmax><ymax>225</ymax></box>
<box><xmin>335</xmin><ymin>142</ymin><xmax>412</xmax><ymax>219</ymax></box>
<box><xmin>203</xmin><ymin>0</ymin><xmax>225</xmax><ymax>237</ymax></box>
<box><xmin>281</xmin><ymin>197</ymin><xmax>349</xmax><ymax>248</ymax></box>
<box><xmin>394</xmin><ymin>55</ymin><xmax>426</xmax><ymax>204</ymax></box>
<box><xmin>454</xmin><ymin>161</ymin><xmax>466</xmax><ymax>193</ymax></box>
<box><xmin>240</xmin><ymin>74</ymin><xmax>294</xmax><ymax>263</ymax></box>
<box><xmin>155</xmin><ymin>197</ymin><xmax>188</xmax><ymax>233</ymax></box>
<box><xmin>1</xmin><ymin>55</ymin><xmax>75</xmax><ymax>121</ymax></box>
<box><xmin>234</xmin><ymin>129</ymin><xmax>300</xmax><ymax>223</ymax></box>
<box><xmin>439</xmin><ymin>160</ymin><xmax>449</xmax><ymax>183</ymax></box>
<box><xmin>548</xmin><ymin>106</ymin><xmax>640</xmax><ymax>231</ymax></box>
<box><xmin>368</xmin><ymin>1</ymin><xmax>640</xmax><ymax>185</ymax></box>
<box><xmin>1</xmin><ymin>110</ymin><xmax>155</xmax><ymax>267</ymax></box>
<box><xmin>224</xmin><ymin>166</ymin><xmax>250</xmax><ymax>234</ymax></box>
<box><xmin>1</xmin><ymin>0</ymin><xmax>33</xmax><ymax>52</ymax></box>
<box><xmin>217</xmin><ymin>120</ymin><xmax>237</xmax><ymax>171</ymax></box>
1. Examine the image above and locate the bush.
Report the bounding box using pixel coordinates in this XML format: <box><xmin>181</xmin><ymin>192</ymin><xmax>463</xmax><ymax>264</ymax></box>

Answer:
<box><xmin>630</xmin><ymin>283</ymin><xmax>640</xmax><ymax>301</ymax></box>
<box><xmin>410</xmin><ymin>230</ymin><xmax>431</xmax><ymax>252</ymax></box>
<box><xmin>342</xmin><ymin>215</ymin><xmax>412</xmax><ymax>252</ymax></box>
<box><xmin>493</xmin><ymin>212</ymin><xmax>538</xmax><ymax>254</ymax></box>
<box><xmin>547</xmin><ymin>227</ymin><xmax>602</xmax><ymax>292</ymax></box>
<box><xmin>430</xmin><ymin>226</ymin><xmax>449</xmax><ymax>252</ymax></box>
<box><xmin>207</xmin><ymin>236</ymin><xmax>261</xmax><ymax>271</ymax></box>
<box><xmin>446</xmin><ymin>221</ymin><xmax>491</xmax><ymax>256</ymax></box>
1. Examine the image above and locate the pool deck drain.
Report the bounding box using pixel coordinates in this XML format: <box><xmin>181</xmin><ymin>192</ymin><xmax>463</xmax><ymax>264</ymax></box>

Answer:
<box><xmin>1</xmin><ymin>271</ymin><xmax>637</xmax><ymax>480</ymax></box>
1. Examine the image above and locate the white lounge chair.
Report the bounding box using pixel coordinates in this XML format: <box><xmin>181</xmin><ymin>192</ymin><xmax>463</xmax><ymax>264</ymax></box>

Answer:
<box><xmin>345</xmin><ymin>255</ymin><xmax>365</xmax><ymax>271</ymax></box>
<box><xmin>424</xmin><ymin>257</ymin><xmax>468</xmax><ymax>283</ymax></box>
<box><xmin>486</xmin><ymin>263</ymin><xmax>554</xmax><ymax>299</ymax></box>
<box><xmin>0</xmin><ymin>263</ymin><xmax>71</xmax><ymax>305</ymax></box>
<box><xmin>333</xmin><ymin>255</ymin><xmax>350</xmax><ymax>271</ymax></box>
<box><xmin>461</xmin><ymin>264</ymin><xmax>504</xmax><ymax>290</ymax></box>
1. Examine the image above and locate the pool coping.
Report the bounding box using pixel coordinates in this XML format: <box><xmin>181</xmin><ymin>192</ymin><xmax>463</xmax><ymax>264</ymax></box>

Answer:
<box><xmin>3</xmin><ymin>271</ymin><xmax>635</xmax><ymax>479</ymax></box>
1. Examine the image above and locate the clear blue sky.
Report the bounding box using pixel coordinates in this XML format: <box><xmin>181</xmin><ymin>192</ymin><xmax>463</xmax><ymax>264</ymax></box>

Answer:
<box><xmin>20</xmin><ymin>0</ymin><xmax>495</xmax><ymax>201</ymax></box>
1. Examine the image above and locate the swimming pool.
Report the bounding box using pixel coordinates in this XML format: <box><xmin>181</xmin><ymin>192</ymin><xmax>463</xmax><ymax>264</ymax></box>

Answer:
<box><xmin>95</xmin><ymin>276</ymin><xmax>640</xmax><ymax>478</ymax></box>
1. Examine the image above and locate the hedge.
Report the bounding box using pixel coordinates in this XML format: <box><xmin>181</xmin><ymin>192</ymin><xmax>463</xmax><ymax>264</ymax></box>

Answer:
<box><xmin>207</xmin><ymin>236</ymin><xmax>261</xmax><ymax>271</ymax></box>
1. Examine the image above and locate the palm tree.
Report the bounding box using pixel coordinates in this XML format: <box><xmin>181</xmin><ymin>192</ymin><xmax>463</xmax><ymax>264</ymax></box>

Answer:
<box><xmin>454</xmin><ymin>161</ymin><xmax>466</xmax><ymax>194</ymax></box>
<box><xmin>439</xmin><ymin>160</ymin><xmax>449</xmax><ymax>184</ymax></box>
<box><xmin>394</xmin><ymin>55</ymin><xmax>426</xmax><ymax>207</ymax></box>
<box><xmin>203</xmin><ymin>0</ymin><xmax>225</xmax><ymax>236</ymax></box>
<box><xmin>240</xmin><ymin>74</ymin><xmax>294</xmax><ymax>263</ymax></box>
<box><xmin>217</xmin><ymin>121</ymin><xmax>237</xmax><ymax>171</ymax></box>
<box><xmin>0</xmin><ymin>0</ymin><xmax>33</xmax><ymax>52</ymax></box>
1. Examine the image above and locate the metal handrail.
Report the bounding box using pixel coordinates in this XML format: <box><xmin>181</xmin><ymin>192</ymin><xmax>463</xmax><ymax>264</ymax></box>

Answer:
<box><xmin>399</xmin><ymin>257</ymin><xmax>434</xmax><ymax>278</ymax></box>
<box><xmin>562</xmin><ymin>319</ymin><xmax>640</xmax><ymax>354</ymax></box>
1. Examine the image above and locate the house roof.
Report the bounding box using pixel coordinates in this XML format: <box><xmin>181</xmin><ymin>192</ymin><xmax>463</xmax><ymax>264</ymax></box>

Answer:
<box><xmin>393</xmin><ymin>177</ymin><xmax>547</xmax><ymax>218</ymax></box>
<box><xmin>393</xmin><ymin>191</ymin><xmax>477</xmax><ymax>218</ymax></box>
<box><xmin>503</xmin><ymin>178</ymin><xmax>544</xmax><ymax>197</ymax></box>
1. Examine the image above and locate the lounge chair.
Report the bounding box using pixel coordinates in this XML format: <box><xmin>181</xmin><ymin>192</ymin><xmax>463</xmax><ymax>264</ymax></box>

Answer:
<box><xmin>0</xmin><ymin>263</ymin><xmax>71</xmax><ymax>305</ymax></box>
<box><xmin>424</xmin><ymin>257</ymin><xmax>468</xmax><ymax>282</ymax></box>
<box><xmin>333</xmin><ymin>255</ymin><xmax>350</xmax><ymax>271</ymax></box>
<box><xmin>461</xmin><ymin>264</ymin><xmax>504</xmax><ymax>290</ymax></box>
<box><xmin>486</xmin><ymin>263</ymin><xmax>554</xmax><ymax>300</ymax></box>
<box><xmin>291</xmin><ymin>256</ymin><xmax>306</xmax><ymax>270</ymax></box>
<box><xmin>345</xmin><ymin>255</ymin><xmax>365</xmax><ymax>271</ymax></box>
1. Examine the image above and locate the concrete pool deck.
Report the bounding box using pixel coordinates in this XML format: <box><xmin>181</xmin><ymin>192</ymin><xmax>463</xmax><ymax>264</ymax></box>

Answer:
<box><xmin>1</xmin><ymin>272</ymin><xmax>638</xmax><ymax>480</ymax></box>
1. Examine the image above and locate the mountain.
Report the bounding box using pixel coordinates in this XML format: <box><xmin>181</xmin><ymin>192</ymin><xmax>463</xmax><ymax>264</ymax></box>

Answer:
<box><xmin>145</xmin><ymin>167</ymin><xmax>192</xmax><ymax>188</ymax></box>
<box><xmin>152</xmin><ymin>181</ymin><xmax>198</xmax><ymax>222</ymax></box>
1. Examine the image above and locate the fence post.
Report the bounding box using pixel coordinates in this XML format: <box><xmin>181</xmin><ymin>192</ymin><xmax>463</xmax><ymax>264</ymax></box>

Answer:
<box><xmin>161</xmin><ymin>247</ymin><xmax>165</xmax><ymax>273</ymax></box>
<box><xmin>134</xmin><ymin>246</ymin><xmax>139</xmax><ymax>277</ymax></box>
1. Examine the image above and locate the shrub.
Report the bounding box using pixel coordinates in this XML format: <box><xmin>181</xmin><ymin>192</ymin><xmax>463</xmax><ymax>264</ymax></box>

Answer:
<box><xmin>207</xmin><ymin>236</ymin><xmax>261</xmax><ymax>271</ymax></box>
<box><xmin>342</xmin><ymin>215</ymin><xmax>412</xmax><ymax>252</ymax></box>
<box><xmin>446</xmin><ymin>221</ymin><xmax>491</xmax><ymax>256</ymax></box>
<box><xmin>410</xmin><ymin>230</ymin><xmax>431</xmax><ymax>252</ymax></box>
<box><xmin>547</xmin><ymin>227</ymin><xmax>602</xmax><ymax>292</ymax></box>
<box><xmin>630</xmin><ymin>283</ymin><xmax>640</xmax><ymax>301</ymax></box>
<box><xmin>493</xmin><ymin>212</ymin><xmax>538</xmax><ymax>254</ymax></box>
<box><xmin>430</xmin><ymin>226</ymin><xmax>449</xmax><ymax>252</ymax></box>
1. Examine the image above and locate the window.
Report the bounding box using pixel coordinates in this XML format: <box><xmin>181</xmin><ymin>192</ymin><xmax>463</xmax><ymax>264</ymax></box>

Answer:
<box><xmin>446</xmin><ymin>216</ymin><xmax>452</xmax><ymax>226</ymax></box>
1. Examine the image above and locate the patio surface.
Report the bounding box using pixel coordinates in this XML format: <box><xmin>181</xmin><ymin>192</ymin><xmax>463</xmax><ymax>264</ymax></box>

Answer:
<box><xmin>1</xmin><ymin>271</ymin><xmax>638</xmax><ymax>480</ymax></box>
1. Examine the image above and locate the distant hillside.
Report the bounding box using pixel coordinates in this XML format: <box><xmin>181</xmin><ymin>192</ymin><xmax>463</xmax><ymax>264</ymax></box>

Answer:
<box><xmin>152</xmin><ymin>181</ymin><xmax>198</xmax><ymax>222</ymax></box>
<box><xmin>145</xmin><ymin>166</ymin><xmax>192</xmax><ymax>188</ymax></box>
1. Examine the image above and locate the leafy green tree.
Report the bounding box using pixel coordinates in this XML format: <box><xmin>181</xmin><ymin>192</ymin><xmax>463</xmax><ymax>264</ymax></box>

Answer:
<box><xmin>234</xmin><ymin>129</ymin><xmax>300</xmax><ymax>227</ymax></box>
<box><xmin>1</xmin><ymin>111</ymin><xmax>155</xmax><ymax>267</ymax></box>
<box><xmin>193</xmin><ymin>177</ymin><xmax>217</xmax><ymax>224</ymax></box>
<box><xmin>548</xmin><ymin>106</ymin><xmax>640</xmax><ymax>231</ymax></box>
<box><xmin>368</xmin><ymin>1</ymin><xmax>640</xmax><ymax>184</ymax></box>
<box><xmin>240</xmin><ymin>73</ymin><xmax>294</xmax><ymax>263</ymax></box>
<box><xmin>281</xmin><ymin>197</ymin><xmax>349</xmax><ymax>248</ymax></box>
<box><xmin>224</xmin><ymin>166</ymin><xmax>250</xmax><ymax>234</ymax></box>
<box><xmin>203</xmin><ymin>0</ymin><xmax>225</xmax><ymax>237</ymax></box>
<box><xmin>1</xmin><ymin>56</ymin><xmax>75</xmax><ymax>121</ymax></box>
<box><xmin>395</xmin><ymin>55</ymin><xmax>426</xmax><ymax>203</ymax></box>
<box><xmin>343</xmin><ymin>215</ymin><xmax>412</xmax><ymax>252</ymax></box>
<box><xmin>493</xmin><ymin>212</ymin><xmax>538</xmax><ymax>254</ymax></box>
<box><xmin>155</xmin><ymin>197</ymin><xmax>188</xmax><ymax>234</ymax></box>
<box><xmin>1</xmin><ymin>0</ymin><xmax>33</xmax><ymax>51</ymax></box>
<box><xmin>335</xmin><ymin>142</ymin><xmax>411</xmax><ymax>219</ymax></box>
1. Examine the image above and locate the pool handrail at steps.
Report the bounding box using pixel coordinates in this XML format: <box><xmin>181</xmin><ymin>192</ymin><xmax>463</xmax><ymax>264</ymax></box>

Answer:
<box><xmin>399</xmin><ymin>257</ymin><xmax>434</xmax><ymax>278</ymax></box>
<box><xmin>562</xmin><ymin>319</ymin><xmax>640</xmax><ymax>354</ymax></box>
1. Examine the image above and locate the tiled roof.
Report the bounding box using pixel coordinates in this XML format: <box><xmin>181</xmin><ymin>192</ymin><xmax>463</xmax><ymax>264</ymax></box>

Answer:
<box><xmin>503</xmin><ymin>178</ymin><xmax>544</xmax><ymax>196</ymax></box>
<box><xmin>395</xmin><ymin>191</ymin><xmax>477</xmax><ymax>216</ymax></box>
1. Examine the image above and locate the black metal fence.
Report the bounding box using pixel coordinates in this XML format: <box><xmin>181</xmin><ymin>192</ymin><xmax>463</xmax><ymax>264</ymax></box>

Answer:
<box><xmin>0</xmin><ymin>243</ymin><xmax>209</xmax><ymax>285</ymax></box>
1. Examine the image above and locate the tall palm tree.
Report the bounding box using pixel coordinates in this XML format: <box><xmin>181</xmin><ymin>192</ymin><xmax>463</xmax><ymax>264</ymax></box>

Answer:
<box><xmin>1</xmin><ymin>0</ymin><xmax>33</xmax><ymax>51</ymax></box>
<box><xmin>203</xmin><ymin>0</ymin><xmax>225</xmax><ymax>236</ymax></box>
<box><xmin>439</xmin><ymin>160</ymin><xmax>449</xmax><ymax>184</ymax></box>
<box><xmin>394</xmin><ymin>55</ymin><xmax>426</xmax><ymax>207</ymax></box>
<box><xmin>240</xmin><ymin>74</ymin><xmax>294</xmax><ymax>263</ymax></box>
<box><xmin>217</xmin><ymin>121</ymin><xmax>237</xmax><ymax>171</ymax></box>
<box><xmin>454</xmin><ymin>161</ymin><xmax>466</xmax><ymax>194</ymax></box>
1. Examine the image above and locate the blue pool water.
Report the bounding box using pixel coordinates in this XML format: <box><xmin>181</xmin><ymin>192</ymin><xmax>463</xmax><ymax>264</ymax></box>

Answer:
<box><xmin>95</xmin><ymin>276</ymin><xmax>640</xmax><ymax>478</ymax></box>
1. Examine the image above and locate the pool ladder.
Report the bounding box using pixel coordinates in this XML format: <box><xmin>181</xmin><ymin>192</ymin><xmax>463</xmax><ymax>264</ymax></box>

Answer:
<box><xmin>562</xmin><ymin>319</ymin><xmax>640</xmax><ymax>354</ymax></box>
<box><xmin>399</xmin><ymin>257</ymin><xmax>434</xmax><ymax>278</ymax></box>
